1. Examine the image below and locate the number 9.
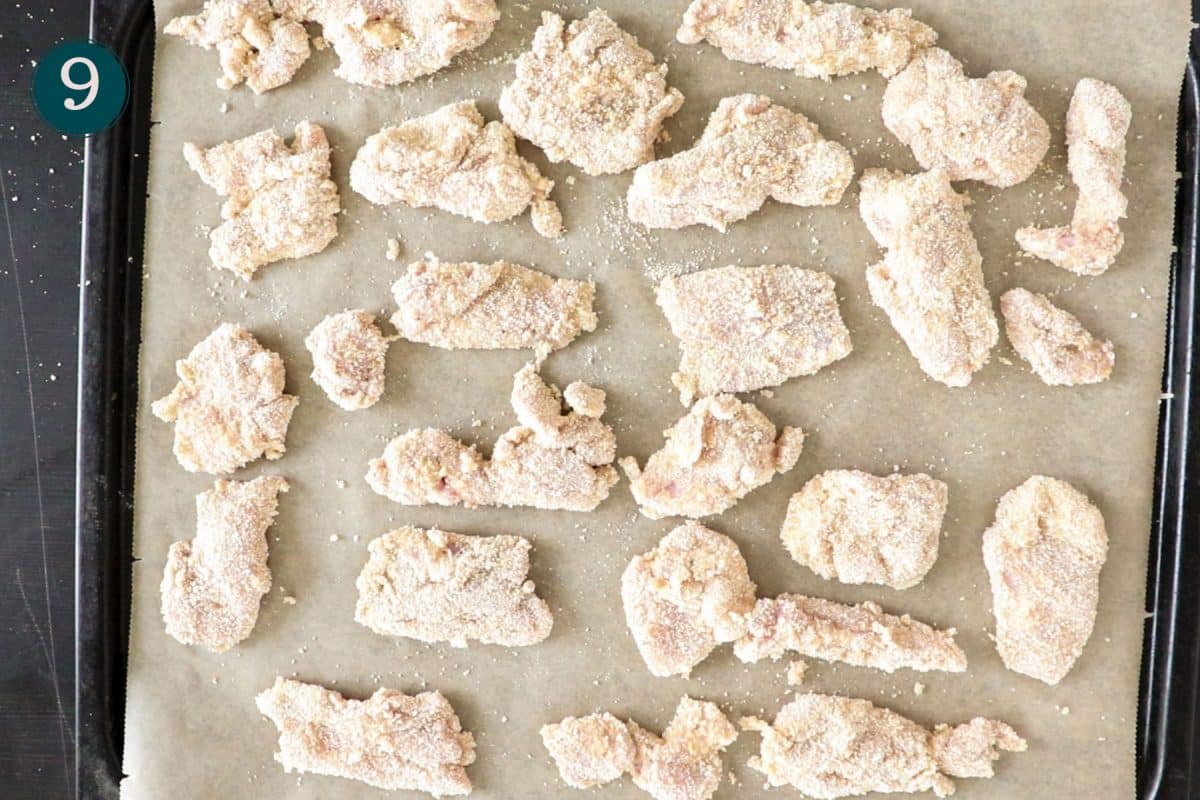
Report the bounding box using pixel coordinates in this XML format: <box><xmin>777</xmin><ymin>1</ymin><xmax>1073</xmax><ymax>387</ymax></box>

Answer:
<box><xmin>61</xmin><ymin>56</ymin><xmax>99</xmax><ymax>111</ymax></box>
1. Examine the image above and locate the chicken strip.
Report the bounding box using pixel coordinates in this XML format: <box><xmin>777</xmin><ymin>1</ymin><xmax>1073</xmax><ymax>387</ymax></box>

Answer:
<box><xmin>742</xmin><ymin>694</ymin><xmax>1026</xmax><ymax>798</ymax></box>
<box><xmin>627</xmin><ymin>94</ymin><xmax>854</xmax><ymax>231</ymax></box>
<box><xmin>622</xmin><ymin>522</ymin><xmax>757</xmax><ymax>676</ymax></box>
<box><xmin>541</xmin><ymin>712</ymin><xmax>636</xmax><ymax>789</ymax></box>
<box><xmin>500</xmin><ymin>10</ymin><xmax>684</xmax><ymax>175</ymax></box>
<box><xmin>355</xmin><ymin>526</ymin><xmax>553</xmax><ymax>647</ymax></box>
<box><xmin>882</xmin><ymin>48</ymin><xmax>1050</xmax><ymax>187</ymax></box>
<box><xmin>274</xmin><ymin>0</ymin><xmax>498</xmax><ymax>88</ymax></box>
<box><xmin>367</xmin><ymin>364</ymin><xmax>618</xmax><ymax>511</ymax></box>
<box><xmin>151</xmin><ymin>323</ymin><xmax>299</xmax><ymax>475</ymax></box>
<box><xmin>160</xmin><ymin>475</ymin><xmax>287</xmax><ymax>652</ymax></box>
<box><xmin>165</xmin><ymin>0</ymin><xmax>310</xmax><ymax>93</ymax></box>
<box><xmin>657</xmin><ymin>264</ymin><xmax>852</xmax><ymax>405</ymax></box>
<box><xmin>183</xmin><ymin>121</ymin><xmax>339</xmax><ymax>280</ymax></box>
<box><xmin>859</xmin><ymin>168</ymin><xmax>999</xmax><ymax>387</ymax></box>
<box><xmin>781</xmin><ymin>470</ymin><xmax>948</xmax><ymax>590</ymax></box>
<box><xmin>676</xmin><ymin>0</ymin><xmax>936</xmax><ymax>80</ymax></box>
<box><xmin>620</xmin><ymin>394</ymin><xmax>805</xmax><ymax>520</ymax></box>
<box><xmin>391</xmin><ymin>259</ymin><xmax>596</xmax><ymax>358</ymax></box>
<box><xmin>734</xmin><ymin>594</ymin><xmax>967</xmax><ymax>673</ymax></box>
<box><xmin>350</xmin><ymin>101</ymin><xmax>562</xmax><ymax>238</ymax></box>
<box><xmin>1000</xmin><ymin>288</ymin><xmax>1115</xmax><ymax>386</ymax></box>
<box><xmin>256</xmin><ymin>677</ymin><xmax>475</xmax><ymax>796</ymax></box>
<box><xmin>1016</xmin><ymin>79</ymin><xmax>1132</xmax><ymax>275</ymax></box>
<box><xmin>305</xmin><ymin>310</ymin><xmax>390</xmax><ymax>410</ymax></box>
<box><xmin>983</xmin><ymin>475</ymin><xmax>1108</xmax><ymax>685</ymax></box>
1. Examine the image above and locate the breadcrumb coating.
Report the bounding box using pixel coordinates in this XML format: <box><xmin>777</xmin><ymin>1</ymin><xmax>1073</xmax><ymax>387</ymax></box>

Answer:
<box><xmin>541</xmin><ymin>713</ymin><xmax>636</xmax><ymax>789</ymax></box>
<box><xmin>1000</xmin><ymin>288</ymin><xmax>1114</xmax><ymax>386</ymax></box>
<box><xmin>305</xmin><ymin>310</ymin><xmax>390</xmax><ymax>410</ymax></box>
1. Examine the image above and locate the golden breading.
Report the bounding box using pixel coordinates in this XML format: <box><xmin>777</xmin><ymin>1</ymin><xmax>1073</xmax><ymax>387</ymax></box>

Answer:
<box><xmin>305</xmin><ymin>310</ymin><xmax>390</xmax><ymax>410</ymax></box>
<box><xmin>1000</xmin><ymin>288</ymin><xmax>1115</xmax><ymax>386</ymax></box>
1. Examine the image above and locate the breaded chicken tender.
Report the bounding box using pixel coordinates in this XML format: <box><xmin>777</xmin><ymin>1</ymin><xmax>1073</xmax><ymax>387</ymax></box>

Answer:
<box><xmin>184</xmin><ymin>121</ymin><xmax>340</xmax><ymax>280</ymax></box>
<box><xmin>1016</xmin><ymin>79</ymin><xmax>1132</xmax><ymax>275</ymax></box>
<box><xmin>781</xmin><ymin>470</ymin><xmax>948</xmax><ymax>589</ymax></box>
<box><xmin>1000</xmin><ymin>288</ymin><xmax>1114</xmax><ymax>386</ymax></box>
<box><xmin>256</xmin><ymin>677</ymin><xmax>475</xmax><ymax>796</ymax></box>
<box><xmin>742</xmin><ymin>694</ymin><xmax>1026</xmax><ymax>798</ymax></box>
<box><xmin>983</xmin><ymin>475</ymin><xmax>1108</xmax><ymax>685</ymax></box>
<box><xmin>541</xmin><ymin>713</ymin><xmax>636</xmax><ymax>789</ymax></box>
<box><xmin>351</xmin><ymin>101</ymin><xmax>562</xmax><ymax>237</ymax></box>
<box><xmin>160</xmin><ymin>475</ymin><xmax>287</xmax><ymax>652</ymax></box>
<box><xmin>500</xmin><ymin>10</ymin><xmax>684</xmax><ymax>175</ymax></box>
<box><xmin>622</xmin><ymin>522</ymin><xmax>758</xmax><ymax>676</ymax></box>
<box><xmin>355</xmin><ymin>526</ymin><xmax>552</xmax><ymax>647</ymax></box>
<box><xmin>305</xmin><ymin>310</ymin><xmax>390</xmax><ymax>410</ymax></box>
<box><xmin>657</xmin><ymin>264</ymin><xmax>852</xmax><ymax>405</ymax></box>
<box><xmin>859</xmin><ymin>168</ymin><xmax>999</xmax><ymax>387</ymax></box>
<box><xmin>882</xmin><ymin>48</ymin><xmax>1050</xmax><ymax>187</ymax></box>
<box><xmin>152</xmin><ymin>323</ymin><xmax>299</xmax><ymax>475</ymax></box>
<box><xmin>677</xmin><ymin>0</ymin><xmax>936</xmax><ymax>79</ymax></box>
<box><xmin>620</xmin><ymin>394</ymin><xmax>805</xmax><ymax>519</ymax></box>
<box><xmin>627</xmin><ymin>94</ymin><xmax>854</xmax><ymax>231</ymax></box>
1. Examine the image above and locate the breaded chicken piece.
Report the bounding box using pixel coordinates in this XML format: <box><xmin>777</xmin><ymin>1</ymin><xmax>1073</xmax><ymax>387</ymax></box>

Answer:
<box><xmin>657</xmin><ymin>265</ymin><xmax>852</xmax><ymax>405</ymax></box>
<box><xmin>500</xmin><ymin>10</ymin><xmax>684</xmax><ymax>175</ymax></box>
<box><xmin>160</xmin><ymin>475</ymin><xmax>287</xmax><ymax>652</ymax></box>
<box><xmin>350</xmin><ymin>101</ymin><xmax>562</xmax><ymax>238</ymax></box>
<box><xmin>882</xmin><ymin>48</ymin><xmax>1050</xmax><ymax>187</ymax></box>
<box><xmin>742</xmin><ymin>694</ymin><xmax>1026</xmax><ymax>799</ymax></box>
<box><xmin>621</xmin><ymin>522</ymin><xmax>758</xmax><ymax>676</ymax></box>
<box><xmin>676</xmin><ymin>0</ymin><xmax>936</xmax><ymax>79</ymax></box>
<box><xmin>183</xmin><ymin>121</ymin><xmax>339</xmax><ymax>280</ymax></box>
<box><xmin>734</xmin><ymin>594</ymin><xmax>967</xmax><ymax>673</ymax></box>
<box><xmin>620</xmin><ymin>394</ymin><xmax>805</xmax><ymax>520</ymax></box>
<box><xmin>255</xmin><ymin>677</ymin><xmax>475</xmax><ymax>796</ymax></box>
<box><xmin>627</xmin><ymin>94</ymin><xmax>854</xmax><ymax>231</ymax></box>
<box><xmin>355</xmin><ymin>526</ymin><xmax>553</xmax><ymax>647</ymax></box>
<box><xmin>305</xmin><ymin>310</ymin><xmax>390</xmax><ymax>410</ymax></box>
<box><xmin>859</xmin><ymin>168</ymin><xmax>999</xmax><ymax>387</ymax></box>
<box><xmin>983</xmin><ymin>475</ymin><xmax>1108</xmax><ymax>685</ymax></box>
<box><xmin>1016</xmin><ymin>79</ymin><xmax>1132</xmax><ymax>275</ymax></box>
<box><xmin>274</xmin><ymin>0</ymin><xmax>498</xmax><ymax>88</ymax></box>
<box><xmin>781</xmin><ymin>470</ymin><xmax>948</xmax><ymax>589</ymax></box>
<box><xmin>391</xmin><ymin>259</ymin><xmax>596</xmax><ymax>358</ymax></box>
<box><xmin>165</xmin><ymin>0</ymin><xmax>310</xmax><ymax>93</ymax></box>
<box><xmin>367</xmin><ymin>364</ymin><xmax>618</xmax><ymax>511</ymax></box>
<box><xmin>1000</xmin><ymin>288</ymin><xmax>1114</xmax><ymax>386</ymax></box>
<box><xmin>151</xmin><ymin>323</ymin><xmax>299</xmax><ymax>475</ymax></box>
<box><xmin>543</xmin><ymin>697</ymin><xmax>737</xmax><ymax>800</ymax></box>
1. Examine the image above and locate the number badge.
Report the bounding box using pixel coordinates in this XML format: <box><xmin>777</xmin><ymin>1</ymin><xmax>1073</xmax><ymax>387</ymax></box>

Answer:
<box><xmin>32</xmin><ymin>40</ymin><xmax>129</xmax><ymax>136</ymax></box>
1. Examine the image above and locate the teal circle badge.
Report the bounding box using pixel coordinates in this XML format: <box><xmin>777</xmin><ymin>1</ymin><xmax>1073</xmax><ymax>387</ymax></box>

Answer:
<box><xmin>32</xmin><ymin>40</ymin><xmax>129</xmax><ymax>136</ymax></box>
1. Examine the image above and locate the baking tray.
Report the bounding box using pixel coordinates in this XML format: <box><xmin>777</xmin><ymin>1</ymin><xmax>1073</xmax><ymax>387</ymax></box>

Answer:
<box><xmin>73</xmin><ymin>1</ymin><xmax>1200</xmax><ymax>797</ymax></box>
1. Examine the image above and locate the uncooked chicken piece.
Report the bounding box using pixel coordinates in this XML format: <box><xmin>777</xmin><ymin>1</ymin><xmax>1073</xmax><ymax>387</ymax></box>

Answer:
<box><xmin>500</xmin><ymin>10</ymin><xmax>684</xmax><ymax>175</ymax></box>
<box><xmin>391</xmin><ymin>259</ymin><xmax>596</xmax><ymax>358</ymax></box>
<box><xmin>622</xmin><ymin>522</ymin><xmax>757</xmax><ymax>676</ymax></box>
<box><xmin>859</xmin><ymin>168</ymin><xmax>998</xmax><ymax>387</ymax></box>
<box><xmin>184</xmin><ymin>121</ymin><xmax>339</xmax><ymax>280</ymax></box>
<box><xmin>677</xmin><ymin>0</ymin><xmax>936</xmax><ymax>79</ymax></box>
<box><xmin>256</xmin><ymin>677</ymin><xmax>475</xmax><ymax>796</ymax></box>
<box><xmin>274</xmin><ymin>0</ymin><xmax>498</xmax><ymax>88</ymax></box>
<box><xmin>742</xmin><ymin>694</ymin><xmax>1026</xmax><ymax>798</ymax></box>
<box><xmin>734</xmin><ymin>594</ymin><xmax>967</xmax><ymax>673</ymax></box>
<box><xmin>620</xmin><ymin>394</ymin><xmax>805</xmax><ymax>519</ymax></box>
<box><xmin>350</xmin><ymin>101</ymin><xmax>562</xmax><ymax>237</ymax></box>
<box><xmin>781</xmin><ymin>470</ymin><xmax>948</xmax><ymax>589</ymax></box>
<box><xmin>657</xmin><ymin>264</ymin><xmax>852</xmax><ymax>405</ymax></box>
<box><xmin>160</xmin><ymin>475</ymin><xmax>287</xmax><ymax>652</ymax></box>
<box><xmin>165</xmin><ymin>0</ymin><xmax>310</xmax><ymax>92</ymax></box>
<box><xmin>367</xmin><ymin>364</ymin><xmax>618</xmax><ymax>511</ymax></box>
<box><xmin>1016</xmin><ymin>79</ymin><xmax>1132</xmax><ymax>275</ymax></box>
<box><xmin>983</xmin><ymin>475</ymin><xmax>1108</xmax><ymax>685</ymax></box>
<box><xmin>355</xmin><ymin>526</ymin><xmax>552</xmax><ymax>647</ymax></box>
<box><xmin>152</xmin><ymin>323</ymin><xmax>299</xmax><ymax>474</ymax></box>
<box><xmin>1000</xmin><ymin>288</ymin><xmax>1114</xmax><ymax>386</ymax></box>
<box><xmin>305</xmin><ymin>310</ymin><xmax>390</xmax><ymax>410</ymax></box>
<box><xmin>543</xmin><ymin>697</ymin><xmax>737</xmax><ymax>800</ymax></box>
<box><xmin>882</xmin><ymin>48</ymin><xmax>1050</xmax><ymax>187</ymax></box>
<box><xmin>627</xmin><ymin>94</ymin><xmax>854</xmax><ymax>231</ymax></box>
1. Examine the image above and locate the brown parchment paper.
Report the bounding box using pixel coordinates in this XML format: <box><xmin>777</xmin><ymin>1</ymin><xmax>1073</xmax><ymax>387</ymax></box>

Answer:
<box><xmin>122</xmin><ymin>2</ymin><xmax>1191</xmax><ymax>798</ymax></box>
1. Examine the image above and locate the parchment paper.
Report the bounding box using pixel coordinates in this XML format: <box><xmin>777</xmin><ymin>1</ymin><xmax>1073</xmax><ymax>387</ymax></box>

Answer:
<box><xmin>122</xmin><ymin>2</ymin><xmax>1192</xmax><ymax>798</ymax></box>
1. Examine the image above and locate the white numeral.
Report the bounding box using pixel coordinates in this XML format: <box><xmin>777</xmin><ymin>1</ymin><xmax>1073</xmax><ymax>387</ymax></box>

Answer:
<box><xmin>61</xmin><ymin>56</ymin><xmax>99</xmax><ymax>111</ymax></box>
